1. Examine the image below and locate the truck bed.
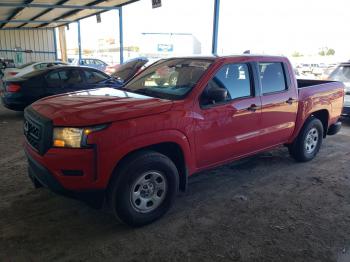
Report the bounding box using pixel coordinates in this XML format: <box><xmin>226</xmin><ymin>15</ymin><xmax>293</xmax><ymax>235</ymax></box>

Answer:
<box><xmin>297</xmin><ymin>79</ymin><xmax>336</xmax><ymax>88</ymax></box>
<box><xmin>294</xmin><ymin>79</ymin><xmax>344</xmax><ymax>139</ymax></box>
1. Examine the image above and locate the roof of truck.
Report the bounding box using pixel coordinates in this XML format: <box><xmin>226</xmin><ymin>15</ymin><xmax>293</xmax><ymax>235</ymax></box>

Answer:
<box><xmin>162</xmin><ymin>54</ymin><xmax>287</xmax><ymax>61</ymax></box>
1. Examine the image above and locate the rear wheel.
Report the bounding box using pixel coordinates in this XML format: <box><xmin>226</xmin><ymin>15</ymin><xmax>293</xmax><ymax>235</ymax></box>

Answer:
<box><xmin>108</xmin><ymin>151</ymin><xmax>179</xmax><ymax>227</ymax></box>
<box><xmin>288</xmin><ymin>117</ymin><xmax>323</xmax><ymax>162</ymax></box>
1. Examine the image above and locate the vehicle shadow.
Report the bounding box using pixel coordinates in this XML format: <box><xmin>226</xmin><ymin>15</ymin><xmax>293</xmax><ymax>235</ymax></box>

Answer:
<box><xmin>0</xmin><ymin>107</ymin><xmax>24</xmax><ymax>121</ymax></box>
<box><xmin>0</xmin><ymin>143</ymin><xmax>343</xmax><ymax>261</ymax></box>
<box><xmin>341</xmin><ymin>116</ymin><xmax>350</xmax><ymax>127</ymax></box>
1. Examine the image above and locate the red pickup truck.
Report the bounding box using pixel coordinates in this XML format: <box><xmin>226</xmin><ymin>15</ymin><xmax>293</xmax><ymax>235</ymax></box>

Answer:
<box><xmin>23</xmin><ymin>55</ymin><xmax>344</xmax><ymax>226</ymax></box>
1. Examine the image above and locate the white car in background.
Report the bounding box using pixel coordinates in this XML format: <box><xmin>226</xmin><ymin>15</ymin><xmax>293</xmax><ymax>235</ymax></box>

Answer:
<box><xmin>2</xmin><ymin>61</ymin><xmax>67</xmax><ymax>80</ymax></box>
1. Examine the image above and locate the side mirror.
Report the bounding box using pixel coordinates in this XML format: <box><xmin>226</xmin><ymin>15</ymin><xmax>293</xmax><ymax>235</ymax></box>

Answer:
<box><xmin>207</xmin><ymin>87</ymin><xmax>227</xmax><ymax>104</ymax></box>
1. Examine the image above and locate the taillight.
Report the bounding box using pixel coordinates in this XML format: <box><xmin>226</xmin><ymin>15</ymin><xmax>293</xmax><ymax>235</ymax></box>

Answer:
<box><xmin>7</xmin><ymin>84</ymin><xmax>21</xmax><ymax>92</ymax></box>
<box><xmin>9</xmin><ymin>72</ymin><xmax>18</xmax><ymax>76</ymax></box>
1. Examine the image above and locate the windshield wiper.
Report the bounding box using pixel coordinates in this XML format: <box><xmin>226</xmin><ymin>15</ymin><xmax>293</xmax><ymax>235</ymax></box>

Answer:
<box><xmin>121</xmin><ymin>88</ymin><xmax>157</xmax><ymax>97</ymax></box>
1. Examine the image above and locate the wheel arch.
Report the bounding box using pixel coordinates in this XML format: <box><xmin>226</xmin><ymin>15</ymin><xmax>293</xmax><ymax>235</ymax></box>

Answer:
<box><xmin>310</xmin><ymin>109</ymin><xmax>329</xmax><ymax>137</ymax></box>
<box><xmin>106</xmin><ymin>131</ymin><xmax>194</xmax><ymax>193</ymax></box>
<box><xmin>289</xmin><ymin>108</ymin><xmax>330</xmax><ymax>143</ymax></box>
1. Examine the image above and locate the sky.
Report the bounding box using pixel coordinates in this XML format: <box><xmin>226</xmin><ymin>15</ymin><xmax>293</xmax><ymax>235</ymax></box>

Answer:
<box><xmin>63</xmin><ymin>0</ymin><xmax>350</xmax><ymax>61</ymax></box>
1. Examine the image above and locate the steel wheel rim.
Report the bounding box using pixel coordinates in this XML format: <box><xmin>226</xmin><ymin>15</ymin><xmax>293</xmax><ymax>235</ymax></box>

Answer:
<box><xmin>305</xmin><ymin>127</ymin><xmax>319</xmax><ymax>154</ymax></box>
<box><xmin>130</xmin><ymin>171</ymin><xmax>167</xmax><ymax>213</ymax></box>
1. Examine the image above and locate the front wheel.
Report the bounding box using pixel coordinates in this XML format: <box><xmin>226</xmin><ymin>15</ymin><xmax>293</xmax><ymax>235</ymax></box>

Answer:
<box><xmin>108</xmin><ymin>151</ymin><xmax>179</xmax><ymax>227</ymax></box>
<box><xmin>288</xmin><ymin>117</ymin><xmax>324</xmax><ymax>162</ymax></box>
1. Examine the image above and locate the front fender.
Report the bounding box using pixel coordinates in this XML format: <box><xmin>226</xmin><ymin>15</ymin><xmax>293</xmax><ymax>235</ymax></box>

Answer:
<box><xmin>98</xmin><ymin>129</ymin><xmax>195</xmax><ymax>188</ymax></box>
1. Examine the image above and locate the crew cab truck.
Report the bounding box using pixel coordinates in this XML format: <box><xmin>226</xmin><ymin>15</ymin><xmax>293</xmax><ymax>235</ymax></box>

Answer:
<box><xmin>23</xmin><ymin>55</ymin><xmax>344</xmax><ymax>227</ymax></box>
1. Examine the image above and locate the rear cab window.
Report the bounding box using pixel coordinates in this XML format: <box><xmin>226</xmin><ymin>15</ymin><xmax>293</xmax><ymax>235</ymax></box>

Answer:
<box><xmin>259</xmin><ymin>62</ymin><xmax>287</xmax><ymax>94</ymax></box>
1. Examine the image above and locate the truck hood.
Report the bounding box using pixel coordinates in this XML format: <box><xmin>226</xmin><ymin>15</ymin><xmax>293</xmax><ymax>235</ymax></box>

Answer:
<box><xmin>31</xmin><ymin>88</ymin><xmax>173</xmax><ymax>126</ymax></box>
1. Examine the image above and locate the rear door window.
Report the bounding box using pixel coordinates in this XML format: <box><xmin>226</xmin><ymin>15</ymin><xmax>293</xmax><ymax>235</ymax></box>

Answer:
<box><xmin>59</xmin><ymin>69</ymin><xmax>83</xmax><ymax>86</ymax></box>
<box><xmin>259</xmin><ymin>62</ymin><xmax>287</xmax><ymax>94</ymax></box>
<box><xmin>46</xmin><ymin>72</ymin><xmax>61</xmax><ymax>88</ymax></box>
<box><xmin>34</xmin><ymin>63</ymin><xmax>45</xmax><ymax>70</ymax></box>
<box><xmin>83</xmin><ymin>69</ymin><xmax>109</xmax><ymax>84</ymax></box>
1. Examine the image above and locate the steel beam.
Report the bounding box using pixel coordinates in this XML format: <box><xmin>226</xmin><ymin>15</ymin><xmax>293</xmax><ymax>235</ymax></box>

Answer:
<box><xmin>53</xmin><ymin>28</ymin><xmax>58</xmax><ymax>60</ymax></box>
<box><xmin>0</xmin><ymin>3</ymin><xmax>120</xmax><ymax>10</ymax></box>
<box><xmin>118</xmin><ymin>7</ymin><xmax>124</xmax><ymax>64</ymax></box>
<box><xmin>37</xmin><ymin>0</ymin><xmax>106</xmax><ymax>28</ymax></box>
<box><xmin>17</xmin><ymin>0</ymin><xmax>70</xmax><ymax>28</ymax></box>
<box><xmin>77</xmin><ymin>20</ymin><xmax>82</xmax><ymax>63</ymax></box>
<box><xmin>49</xmin><ymin>0</ymin><xmax>140</xmax><ymax>29</ymax></box>
<box><xmin>0</xmin><ymin>19</ymin><xmax>71</xmax><ymax>24</ymax></box>
<box><xmin>212</xmin><ymin>0</ymin><xmax>220</xmax><ymax>55</ymax></box>
<box><xmin>0</xmin><ymin>0</ymin><xmax>33</xmax><ymax>29</ymax></box>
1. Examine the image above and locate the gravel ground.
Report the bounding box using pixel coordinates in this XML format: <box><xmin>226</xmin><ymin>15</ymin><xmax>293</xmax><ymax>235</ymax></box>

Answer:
<box><xmin>1</xmin><ymin>105</ymin><xmax>350</xmax><ymax>262</ymax></box>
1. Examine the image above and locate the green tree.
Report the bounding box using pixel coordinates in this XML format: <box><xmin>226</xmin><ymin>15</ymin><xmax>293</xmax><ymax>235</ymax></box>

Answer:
<box><xmin>319</xmin><ymin>47</ymin><xmax>335</xmax><ymax>56</ymax></box>
<box><xmin>326</xmin><ymin>48</ymin><xmax>335</xmax><ymax>56</ymax></box>
<box><xmin>292</xmin><ymin>51</ymin><xmax>303</xmax><ymax>57</ymax></box>
<box><xmin>318</xmin><ymin>49</ymin><xmax>326</xmax><ymax>56</ymax></box>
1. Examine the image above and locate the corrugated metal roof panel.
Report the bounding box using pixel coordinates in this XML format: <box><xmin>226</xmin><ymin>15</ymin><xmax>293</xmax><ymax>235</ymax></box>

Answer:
<box><xmin>0</xmin><ymin>0</ymin><xmax>138</xmax><ymax>29</ymax></box>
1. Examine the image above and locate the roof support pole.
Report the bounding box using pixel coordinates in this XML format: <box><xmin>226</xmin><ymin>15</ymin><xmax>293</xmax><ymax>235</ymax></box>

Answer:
<box><xmin>58</xmin><ymin>26</ymin><xmax>68</xmax><ymax>62</ymax></box>
<box><xmin>212</xmin><ymin>0</ymin><xmax>220</xmax><ymax>55</ymax></box>
<box><xmin>77</xmin><ymin>20</ymin><xmax>82</xmax><ymax>63</ymax></box>
<box><xmin>118</xmin><ymin>7</ymin><xmax>124</xmax><ymax>64</ymax></box>
<box><xmin>53</xmin><ymin>28</ymin><xmax>58</xmax><ymax>60</ymax></box>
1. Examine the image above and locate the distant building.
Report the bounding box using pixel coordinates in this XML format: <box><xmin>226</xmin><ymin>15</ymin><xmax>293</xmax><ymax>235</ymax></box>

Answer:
<box><xmin>140</xmin><ymin>32</ymin><xmax>201</xmax><ymax>58</ymax></box>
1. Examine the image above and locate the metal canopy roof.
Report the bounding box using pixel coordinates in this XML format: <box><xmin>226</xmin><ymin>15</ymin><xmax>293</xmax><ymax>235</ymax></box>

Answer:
<box><xmin>0</xmin><ymin>0</ymin><xmax>139</xmax><ymax>29</ymax></box>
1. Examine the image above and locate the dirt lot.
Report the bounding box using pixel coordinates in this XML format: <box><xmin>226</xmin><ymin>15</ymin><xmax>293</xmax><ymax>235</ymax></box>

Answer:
<box><xmin>1</xmin><ymin>105</ymin><xmax>350</xmax><ymax>262</ymax></box>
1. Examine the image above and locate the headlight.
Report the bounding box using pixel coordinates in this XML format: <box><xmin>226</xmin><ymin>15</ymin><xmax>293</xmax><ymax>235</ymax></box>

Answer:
<box><xmin>53</xmin><ymin>125</ymin><xmax>107</xmax><ymax>148</ymax></box>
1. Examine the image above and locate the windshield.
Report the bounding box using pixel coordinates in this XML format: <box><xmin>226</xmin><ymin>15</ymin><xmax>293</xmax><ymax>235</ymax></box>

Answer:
<box><xmin>329</xmin><ymin>65</ymin><xmax>350</xmax><ymax>83</ymax></box>
<box><xmin>122</xmin><ymin>58</ymin><xmax>213</xmax><ymax>100</ymax></box>
<box><xmin>17</xmin><ymin>62</ymin><xmax>36</xmax><ymax>69</ymax></box>
<box><xmin>329</xmin><ymin>65</ymin><xmax>350</xmax><ymax>91</ymax></box>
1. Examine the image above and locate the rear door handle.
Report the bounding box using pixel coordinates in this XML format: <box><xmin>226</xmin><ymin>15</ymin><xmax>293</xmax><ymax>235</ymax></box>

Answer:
<box><xmin>286</xmin><ymin>98</ymin><xmax>296</xmax><ymax>105</ymax></box>
<box><xmin>246</xmin><ymin>104</ymin><xmax>260</xmax><ymax>112</ymax></box>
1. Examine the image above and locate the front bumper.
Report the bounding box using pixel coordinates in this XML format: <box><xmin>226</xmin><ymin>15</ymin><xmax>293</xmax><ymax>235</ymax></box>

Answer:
<box><xmin>24</xmin><ymin>143</ymin><xmax>106</xmax><ymax>207</ymax></box>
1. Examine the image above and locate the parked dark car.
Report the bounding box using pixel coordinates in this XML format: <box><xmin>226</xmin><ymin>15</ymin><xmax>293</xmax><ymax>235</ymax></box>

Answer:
<box><xmin>328</xmin><ymin>62</ymin><xmax>350</xmax><ymax>115</ymax></box>
<box><xmin>110</xmin><ymin>57</ymin><xmax>149</xmax><ymax>82</ymax></box>
<box><xmin>1</xmin><ymin>66</ymin><xmax>122</xmax><ymax>111</ymax></box>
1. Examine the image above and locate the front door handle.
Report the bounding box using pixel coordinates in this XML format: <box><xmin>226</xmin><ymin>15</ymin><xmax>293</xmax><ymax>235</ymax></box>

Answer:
<box><xmin>286</xmin><ymin>98</ymin><xmax>296</xmax><ymax>105</ymax></box>
<box><xmin>246</xmin><ymin>104</ymin><xmax>260</xmax><ymax>112</ymax></box>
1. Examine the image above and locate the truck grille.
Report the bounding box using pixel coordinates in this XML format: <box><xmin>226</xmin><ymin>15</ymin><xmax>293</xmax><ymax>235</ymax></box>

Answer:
<box><xmin>24</xmin><ymin>119</ymin><xmax>41</xmax><ymax>150</ymax></box>
<box><xmin>24</xmin><ymin>107</ymin><xmax>53</xmax><ymax>155</ymax></box>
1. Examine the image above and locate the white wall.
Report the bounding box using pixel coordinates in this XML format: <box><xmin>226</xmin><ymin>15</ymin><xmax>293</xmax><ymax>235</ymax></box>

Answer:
<box><xmin>0</xmin><ymin>28</ymin><xmax>56</xmax><ymax>65</ymax></box>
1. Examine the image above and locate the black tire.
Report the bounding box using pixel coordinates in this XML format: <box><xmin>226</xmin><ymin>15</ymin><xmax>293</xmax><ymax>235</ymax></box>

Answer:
<box><xmin>108</xmin><ymin>150</ymin><xmax>179</xmax><ymax>227</ymax></box>
<box><xmin>288</xmin><ymin>117</ymin><xmax>324</xmax><ymax>162</ymax></box>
